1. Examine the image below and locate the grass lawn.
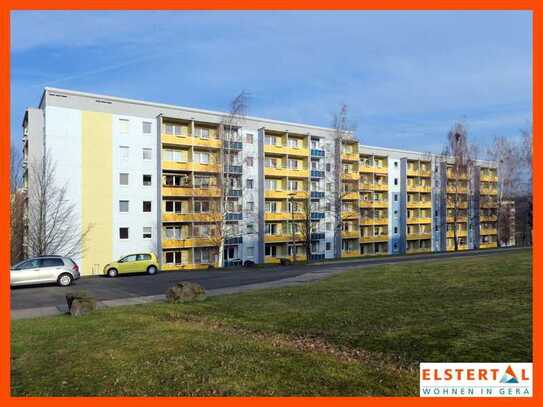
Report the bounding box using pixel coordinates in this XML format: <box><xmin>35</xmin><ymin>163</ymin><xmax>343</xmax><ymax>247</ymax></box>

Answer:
<box><xmin>11</xmin><ymin>249</ymin><xmax>532</xmax><ymax>396</ymax></box>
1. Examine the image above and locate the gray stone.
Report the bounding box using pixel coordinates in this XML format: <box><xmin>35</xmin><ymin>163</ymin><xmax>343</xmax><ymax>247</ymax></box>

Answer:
<box><xmin>66</xmin><ymin>291</ymin><xmax>96</xmax><ymax>316</ymax></box>
<box><xmin>166</xmin><ymin>282</ymin><xmax>207</xmax><ymax>303</ymax></box>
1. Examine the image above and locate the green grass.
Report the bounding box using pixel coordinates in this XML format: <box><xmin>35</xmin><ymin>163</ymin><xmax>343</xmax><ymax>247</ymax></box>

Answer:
<box><xmin>11</xmin><ymin>249</ymin><xmax>532</xmax><ymax>396</ymax></box>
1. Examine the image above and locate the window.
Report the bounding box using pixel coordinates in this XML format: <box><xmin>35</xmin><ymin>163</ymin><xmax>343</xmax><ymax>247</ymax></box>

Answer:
<box><xmin>247</xmin><ymin>202</ymin><xmax>254</xmax><ymax>211</ymax></box>
<box><xmin>288</xmin><ymin>138</ymin><xmax>299</xmax><ymax>148</ymax></box>
<box><xmin>394</xmin><ymin>194</ymin><xmax>398</xmax><ymax>202</ymax></box>
<box><xmin>119</xmin><ymin>200</ymin><xmax>129</xmax><ymax>213</ymax></box>
<box><xmin>326</xmin><ymin>222</ymin><xmax>332</xmax><ymax>231</ymax></box>
<box><xmin>394</xmin><ymin>161</ymin><xmax>398</xmax><ymax>168</ymax></box>
<box><xmin>246</xmin><ymin>247</ymin><xmax>254</xmax><ymax>257</ymax></box>
<box><xmin>119</xmin><ymin>119</ymin><xmax>129</xmax><ymax>135</ymax></box>
<box><xmin>195</xmin><ymin>127</ymin><xmax>210</xmax><ymax>139</ymax></box>
<box><xmin>120</xmin><ymin>146</ymin><xmax>129</xmax><ymax>160</ymax></box>
<box><xmin>194</xmin><ymin>200</ymin><xmax>210</xmax><ymax>213</ymax></box>
<box><xmin>165</xmin><ymin>200</ymin><xmax>183</xmax><ymax>213</ymax></box>
<box><xmin>164</xmin><ymin>250</ymin><xmax>182</xmax><ymax>264</ymax></box>
<box><xmin>326</xmin><ymin>242</ymin><xmax>331</xmax><ymax>251</ymax></box>
<box><xmin>265</xmin><ymin>244</ymin><xmax>278</xmax><ymax>257</ymax></box>
<box><xmin>394</xmin><ymin>227</ymin><xmax>398</xmax><ymax>234</ymax></box>
<box><xmin>247</xmin><ymin>179</ymin><xmax>254</xmax><ymax>189</ymax></box>
<box><xmin>246</xmin><ymin>157</ymin><xmax>254</xmax><ymax>167</ymax></box>
<box><xmin>394</xmin><ymin>178</ymin><xmax>398</xmax><ymax>185</ymax></box>
<box><xmin>247</xmin><ymin>224</ymin><xmax>255</xmax><ymax>233</ymax></box>
<box><xmin>142</xmin><ymin>148</ymin><xmax>152</xmax><ymax>160</ymax></box>
<box><xmin>163</xmin><ymin>148</ymin><xmax>187</xmax><ymax>162</ymax></box>
<box><xmin>143</xmin><ymin>174</ymin><xmax>152</xmax><ymax>186</ymax></box>
<box><xmin>119</xmin><ymin>227</ymin><xmax>129</xmax><ymax>239</ymax></box>
<box><xmin>326</xmin><ymin>163</ymin><xmax>331</xmax><ymax>172</ymax></box>
<box><xmin>246</xmin><ymin>133</ymin><xmax>254</xmax><ymax>143</ymax></box>
<box><xmin>41</xmin><ymin>258</ymin><xmax>63</xmax><ymax>267</ymax></box>
<box><xmin>142</xmin><ymin>227</ymin><xmax>152</xmax><ymax>239</ymax></box>
<box><xmin>287</xmin><ymin>159</ymin><xmax>299</xmax><ymax>170</ymax></box>
<box><xmin>119</xmin><ymin>173</ymin><xmax>129</xmax><ymax>185</ymax></box>
<box><xmin>142</xmin><ymin>121</ymin><xmax>152</xmax><ymax>134</ymax></box>
<box><xmin>143</xmin><ymin>201</ymin><xmax>152</xmax><ymax>212</ymax></box>
<box><xmin>194</xmin><ymin>151</ymin><xmax>210</xmax><ymax>164</ymax></box>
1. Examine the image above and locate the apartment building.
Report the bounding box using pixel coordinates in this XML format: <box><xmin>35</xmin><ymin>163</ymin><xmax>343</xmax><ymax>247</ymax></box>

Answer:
<box><xmin>22</xmin><ymin>88</ymin><xmax>499</xmax><ymax>275</ymax></box>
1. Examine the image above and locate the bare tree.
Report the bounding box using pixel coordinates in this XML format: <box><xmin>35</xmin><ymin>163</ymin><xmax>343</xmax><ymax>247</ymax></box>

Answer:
<box><xmin>331</xmin><ymin>104</ymin><xmax>357</xmax><ymax>258</ymax></box>
<box><xmin>26</xmin><ymin>149</ymin><xmax>92</xmax><ymax>258</ymax></box>
<box><xmin>443</xmin><ymin>122</ymin><xmax>476</xmax><ymax>251</ymax></box>
<box><xmin>487</xmin><ymin>135</ymin><xmax>520</xmax><ymax>247</ymax></box>
<box><xmin>516</xmin><ymin>125</ymin><xmax>533</xmax><ymax>246</ymax></box>
<box><xmin>10</xmin><ymin>146</ymin><xmax>25</xmax><ymax>264</ymax></box>
<box><xmin>217</xmin><ymin>91</ymin><xmax>249</xmax><ymax>267</ymax></box>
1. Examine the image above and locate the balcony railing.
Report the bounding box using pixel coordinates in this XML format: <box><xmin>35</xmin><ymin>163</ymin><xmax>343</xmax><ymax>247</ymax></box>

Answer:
<box><xmin>226</xmin><ymin>188</ymin><xmax>242</xmax><ymax>197</ymax></box>
<box><xmin>311</xmin><ymin>212</ymin><xmax>325</xmax><ymax>220</ymax></box>
<box><xmin>224</xmin><ymin>164</ymin><xmax>242</xmax><ymax>174</ymax></box>
<box><xmin>225</xmin><ymin>236</ymin><xmax>243</xmax><ymax>245</ymax></box>
<box><xmin>311</xmin><ymin>149</ymin><xmax>325</xmax><ymax>157</ymax></box>
<box><xmin>223</xmin><ymin>140</ymin><xmax>243</xmax><ymax>150</ymax></box>
<box><xmin>311</xmin><ymin>191</ymin><xmax>325</xmax><ymax>199</ymax></box>
<box><xmin>311</xmin><ymin>170</ymin><xmax>325</xmax><ymax>178</ymax></box>
<box><xmin>225</xmin><ymin>212</ymin><xmax>243</xmax><ymax>221</ymax></box>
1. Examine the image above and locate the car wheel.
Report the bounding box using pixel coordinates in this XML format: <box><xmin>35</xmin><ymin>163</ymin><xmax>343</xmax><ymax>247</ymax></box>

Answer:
<box><xmin>57</xmin><ymin>273</ymin><xmax>73</xmax><ymax>287</ymax></box>
<box><xmin>147</xmin><ymin>265</ymin><xmax>157</xmax><ymax>275</ymax></box>
<box><xmin>107</xmin><ymin>268</ymin><xmax>118</xmax><ymax>278</ymax></box>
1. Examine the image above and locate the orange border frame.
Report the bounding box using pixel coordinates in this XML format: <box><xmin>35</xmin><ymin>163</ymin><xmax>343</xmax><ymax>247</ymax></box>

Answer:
<box><xmin>0</xmin><ymin>1</ymin><xmax>539</xmax><ymax>404</ymax></box>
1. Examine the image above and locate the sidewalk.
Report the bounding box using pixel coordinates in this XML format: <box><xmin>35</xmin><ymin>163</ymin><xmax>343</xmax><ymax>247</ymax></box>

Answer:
<box><xmin>11</xmin><ymin>270</ymin><xmax>338</xmax><ymax>320</ymax></box>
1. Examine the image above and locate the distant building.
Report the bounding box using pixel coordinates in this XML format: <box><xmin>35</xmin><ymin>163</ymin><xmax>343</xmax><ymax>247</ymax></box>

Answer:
<box><xmin>22</xmin><ymin>87</ymin><xmax>499</xmax><ymax>275</ymax></box>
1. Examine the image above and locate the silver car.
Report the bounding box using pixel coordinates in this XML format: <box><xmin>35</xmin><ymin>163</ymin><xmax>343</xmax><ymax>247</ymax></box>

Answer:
<box><xmin>10</xmin><ymin>256</ymin><xmax>81</xmax><ymax>287</ymax></box>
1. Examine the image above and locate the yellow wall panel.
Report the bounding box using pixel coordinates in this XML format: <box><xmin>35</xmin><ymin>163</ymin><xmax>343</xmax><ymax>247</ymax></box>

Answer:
<box><xmin>81</xmin><ymin>111</ymin><xmax>112</xmax><ymax>275</ymax></box>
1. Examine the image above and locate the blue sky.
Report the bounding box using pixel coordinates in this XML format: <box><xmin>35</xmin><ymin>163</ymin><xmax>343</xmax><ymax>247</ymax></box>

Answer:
<box><xmin>10</xmin><ymin>11</ymin><xmax>532</xmax><ymax>155</ymax></box>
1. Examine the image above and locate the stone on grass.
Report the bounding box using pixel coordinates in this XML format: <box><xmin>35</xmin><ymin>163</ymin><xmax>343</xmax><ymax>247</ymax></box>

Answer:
<box><xmin>66</xmin><ymin>291</ymin><xmax>96</xmax><ymax>317</ymax></box>
<box><xmin>166</xmin><ymin>282</ymin><xmax>206</xmax><ymax>303</ymax></box>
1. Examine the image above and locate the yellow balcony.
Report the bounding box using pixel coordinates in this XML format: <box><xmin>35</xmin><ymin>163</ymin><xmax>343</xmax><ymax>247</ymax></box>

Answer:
<box><xmin>480</xmin><ymin>201</ymin><xmax>498</xmax><ymax>209</ymax></box>
<box><xmin>342</xmin><ymin>172</ymin><xmax>360</xmax><ymax>181</ymax></box>
<box><xmin>447</xmin><ymin>201</ymin><xmax>469</xmax><ymax>209</ymax></box>
<box><xmin>341</xmin><ymin>230</ymin><xmax>360</xmax><ymax>239</ymax></box>
<box><xmin>161</xmin><ymin>134</ymin><xmax>222</xmax><ymax>149</ymax></box>
<box><xmin>264</xmin><ymin>212</ymin><xmax>306</xmax><ymax>221</ymax></box>
<box><xmin>407</xmin><ymin>167</ymin><xmax>432</xmax><ymax>177</ymax></box>
<box><xmin>361</xmin><ymin>234</ymin><xmax>389</xmax><ymax>243</ymax></box>
<box><xmin>342</xmin><ymin>191</ymin><xmax>359</xmax><ymax>200</ymax></box>
<box><xmin>341</xmin><ymin>153</ymin><xmax>359</xmax><ymax>162</ymax></box>
<box><xmin>163</xmin><ymin>212</ymin><xmax>222</xmax><ymax>222</ymax></box>
<box><xmin>480</xmin><ymin>215</ymin><xmax>497</xmax><ymax>222</ymax></box>
<box><xmin>480</xmin><ymin>187</ymin><xmax>498</xmax><ymax>196</ymax></box>
<box><xmin>447</xmin><ymin>186</ymin><xmax>468</xmax><ymax>193</ymax></box>
<box><xmin>407</xmin><ymin>233</ymin><xmax>432</xmax><ymax>240</ymax></box>
<box><xmin>447</xmin><ymin>216</ymin><xmax>468</xmax><ymax>223</ymax></box>
<box><xmin>360</xmin><ymin>183</ymin><xmax>388</xmax><ymax>191</ymax></box>
<box><xmin>360</xmin><ymin>200</ymin><xmax>388</xmax><ymax>208</ymax></box>
<box><xmin>447</xmin><ymin>244</ymin><xmax>468</xmax><ymax>251</ymax></box>
<box><xmin>407</xmin><ymin>217</ymin><xmax>432</xmax><ymax>224</ymax></box>
<box><xmin>360</xmin><ymin>165</ymin><xmax>388</xmax><ymax>174</ymax></box>
<box><xmin>264</xmin><ymin>190</ymin><xmax>308</xmax><ymax>199</ymax></box>
<box><xmin>407</xmin><ymin>201</ymin><xmax>432</xmax><ymax>209</ymax></box>
<box><xmin>360</xmin><ymin>217</ymin><xmax>388</xmax><ymax>225</ymax></box>
<box><xmin>446</xmin><ymin>230</ymin><xmax>467</xmax><ymax>238</ymax></box>
<box><xmin>479</xmin><ymin>242</ymin><xmax>497</xmax><ymax>249</ymax></box>
<box><xmin>162</xmin><ymin>186</ymin><xmax>222</xmax><ymax>198</ymax></box>
<box><xmin>162</xmin><ymin>161</ymin><xmax>220</xmax><ymax>173</ymax></box>
<box><xmin>480</xmin><ymin>174</ymin><xmax>498</xmax><ymax>182</ymax></box>
<box><xmin>480</xmin><ymin>228</ymin><xmax>497</xmax><ymax>235</ymax></box>
<box><xmin>264</xmin><ymin>144</ymin><xmax>309</xmax><ymax>157</ymax></box>
<box><xmin>342</xmin><ymin>250</ymin><xmax>361</xmax><ymax>258</ymax></box>
<box><xmin>264</xmin><ymin>167</ymin><xmax>309</xmax><ymax>178</ymax></box>
<box><xmin>265</xmin><ymin>233</ymin><xmax>303</xmax><ymax>243</ymax></box>
<box><xmin>407</xmin><ymin>185</ymin><xmax>432</xmax><ymax>193</ymax></box>
<box><xmin>341</xmin><ymin>211</ymin><xmax>359</xmax><ymax>219</ymax></box>
<box><xmin>163</xmin><ymin>237</ymin><xmax>217</xmax><ymax>249</ymax></box>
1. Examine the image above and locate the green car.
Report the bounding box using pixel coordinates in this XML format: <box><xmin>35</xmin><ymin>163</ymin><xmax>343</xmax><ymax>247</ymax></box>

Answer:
<box><xmin>104</xmin><ymin>253</ymin><xmax>159</xmax><ymax>277</ymax></box>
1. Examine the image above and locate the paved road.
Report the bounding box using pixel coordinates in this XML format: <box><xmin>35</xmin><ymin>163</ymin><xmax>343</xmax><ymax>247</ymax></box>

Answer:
<box><xmin>11</xmin><ymin>247</ymin><xmax>525</xmax><ymax>310</ymax></box>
